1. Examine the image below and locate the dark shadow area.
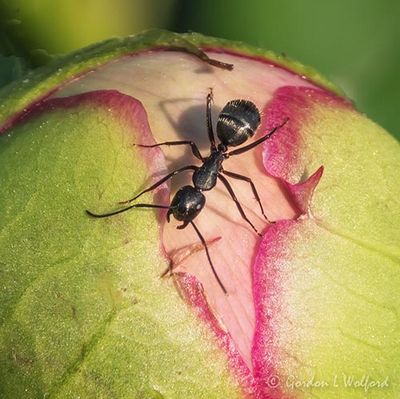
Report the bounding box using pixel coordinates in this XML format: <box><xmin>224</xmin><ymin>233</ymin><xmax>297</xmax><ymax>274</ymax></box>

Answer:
<box><xmin>159</xmin><ymin>97</ymin><xmax>218</xmax><ymax>149</ymax></box>
<box><xmin>155</xmin><ymin>97</ymin><xmax>220</xmax><ymax>192</ymax></box>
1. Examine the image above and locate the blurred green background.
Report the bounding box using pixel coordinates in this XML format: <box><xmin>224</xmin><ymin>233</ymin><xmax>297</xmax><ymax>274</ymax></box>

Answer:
<box><xmin>0</xmin><ymin>0</ymin><xmax>398</xmax><ymax>138</ymax></box>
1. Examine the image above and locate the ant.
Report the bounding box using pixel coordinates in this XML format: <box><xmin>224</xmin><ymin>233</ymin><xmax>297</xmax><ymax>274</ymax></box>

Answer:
<box><xmin>86</xmin><ymin>89</ymin><xmax>288</xmax><ymax>294</ymax></box>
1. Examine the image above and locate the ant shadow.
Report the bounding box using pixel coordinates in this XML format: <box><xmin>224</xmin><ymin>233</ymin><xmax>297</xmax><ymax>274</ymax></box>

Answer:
<box><xmin>159</xmin><ymin>97</ymin><xmax>212</xmax><ymax>147</ymax></box>
<box><xmin>149</xmin><ymin>96</ymin><xmax>220</xmax><ymax>193</ymax></box>
<box><xmin>125</xmin><ymin>96</ymin><xmax>212</xmax><ymax>205</ymax></box>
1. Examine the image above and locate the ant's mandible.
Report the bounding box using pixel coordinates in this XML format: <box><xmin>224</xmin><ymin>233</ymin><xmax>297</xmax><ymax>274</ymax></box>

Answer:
<box><xmin>87</xmin><ymin>89</ymin><xmax>288</xmax><ymax>294</ymax></box>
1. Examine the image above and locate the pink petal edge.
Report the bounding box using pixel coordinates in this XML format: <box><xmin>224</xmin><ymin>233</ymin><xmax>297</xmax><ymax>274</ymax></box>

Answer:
<box><xmin>251</xmin><ymin>86</ymin><xmax>354</xmax><ymax>398</ymax></box>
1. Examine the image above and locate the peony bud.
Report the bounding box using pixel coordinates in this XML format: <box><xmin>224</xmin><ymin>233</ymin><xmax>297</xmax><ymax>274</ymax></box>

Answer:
<box><xmin>0</xmin><ymin>30</ymin><xmax>398</xmax><ymax>399</ymax></box>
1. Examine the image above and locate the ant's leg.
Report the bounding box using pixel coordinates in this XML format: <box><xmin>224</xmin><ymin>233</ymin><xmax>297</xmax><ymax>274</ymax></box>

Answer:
<box><xmin>190</xmin><ymin>221</ymin><xmax>227</xmax><ymax>294</ymax></box>
<box><xmin>86</xmin><ymin>204</ymin><xmax>170</xmax><ymax>218</ymax></box>
<box><xmin>222</xmin><ymin>170</ymin><xmax>272</xmax><ymax>223</ymax></box>
<box><xmin>217</xmin><ymin>173</ymin><xmax>261</xmax><ymax>236</ymax></box>
<box><xmin>227</xmin><ymin>118</ymin><xmax>289</xmax><ymax>157</ymax></box>
<box><xmin>120</xmin><ymin>165</ymin><xmax>198</xmax><ymax>205</ymax></box>
<box><xmin>206</xmin><ymin>88</ymin><xmax>217</xmax><ymax>150</ymax></box>
<box><xmin>135</xmin><ymin>141</ymin><xmax>203</xmax><ymax>161</ymax></box>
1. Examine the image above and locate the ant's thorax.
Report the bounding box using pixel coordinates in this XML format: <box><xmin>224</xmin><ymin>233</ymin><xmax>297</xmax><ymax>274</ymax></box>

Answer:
<box><xmin>192</xmin><ymin>150</ymin><xmax>225</xmax><ymax>191</ymax></box>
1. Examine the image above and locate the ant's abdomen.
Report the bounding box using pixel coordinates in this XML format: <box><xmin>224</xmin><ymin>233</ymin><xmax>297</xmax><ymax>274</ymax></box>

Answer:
<box><xmin>217</xmin><ymin>99</ymin><xmax>261</xmax><ymax>147</ymax></box>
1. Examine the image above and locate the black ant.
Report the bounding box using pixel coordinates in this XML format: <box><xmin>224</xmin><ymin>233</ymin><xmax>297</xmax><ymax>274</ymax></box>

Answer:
<box><xmin>86</xmin><ymin>89</ymin><xmax>288</xmax><ymax>294</ymax></box>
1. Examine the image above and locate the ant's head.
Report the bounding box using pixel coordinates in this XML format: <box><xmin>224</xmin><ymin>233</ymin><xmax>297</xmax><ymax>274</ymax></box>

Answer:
<box><xmin>216</xmin><ymin>99</ymin><xmax>261</xmax><ymax>148</ymax></box>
